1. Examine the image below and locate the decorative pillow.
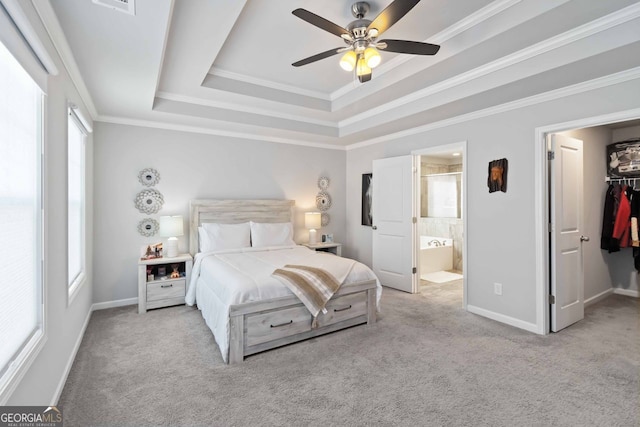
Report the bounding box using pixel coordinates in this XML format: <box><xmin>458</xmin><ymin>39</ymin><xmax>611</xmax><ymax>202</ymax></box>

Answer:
<box><xmin>199</xmin><ymin>222</ymin><xmax>251</xmax><ymax>252</ymax></box>
<box><xmin>250</xmin><ymin>221</ymin><xmax>295</xmax><ymax>248</ymax></box>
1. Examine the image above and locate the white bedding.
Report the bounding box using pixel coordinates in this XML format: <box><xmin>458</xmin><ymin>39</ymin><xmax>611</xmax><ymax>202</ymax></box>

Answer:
<box><xmin>185</xmin><ymin>245</ymin><xmax>381</xmax><ymax>362</ymax></box>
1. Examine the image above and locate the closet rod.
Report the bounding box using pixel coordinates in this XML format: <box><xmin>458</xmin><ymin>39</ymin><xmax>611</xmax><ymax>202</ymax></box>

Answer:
<box><xmin>605</xmin><ymin>176</ymin><xmax>639</xmax><ymax>187</ymax></box>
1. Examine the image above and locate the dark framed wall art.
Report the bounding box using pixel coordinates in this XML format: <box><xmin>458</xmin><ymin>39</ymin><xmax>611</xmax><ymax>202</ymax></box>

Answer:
<box><xmin>362</xmin><ymin>173</ymin><xmax>373</xmax><ymax>226</ymax></box>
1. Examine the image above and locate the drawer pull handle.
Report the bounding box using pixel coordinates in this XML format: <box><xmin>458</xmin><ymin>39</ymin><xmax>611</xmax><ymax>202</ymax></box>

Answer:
<box><xmin>270</xmin><ymin>320</ymin><xmax>293</xmax><ymax>328</ymax></box>
<box><xmin>160</xmin><ymin>284</ymin><xmax>173</xmax><ymax>288</ymax></box>
<box><xmin>334</xmin><ymin>304</ymin><xmax>352</xmax><ymax>312</ymax></box>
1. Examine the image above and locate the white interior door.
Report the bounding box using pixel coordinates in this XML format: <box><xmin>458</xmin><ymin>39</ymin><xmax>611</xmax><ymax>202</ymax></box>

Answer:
<box><xmin>550</xmin><ymin>133</ymin><xmax>585</xmax><ymax>332</ymax></box>
<box><xmin>372</xmin><ymin>155</ymin><xmax>416</xmax><ymax>293</ymax></box>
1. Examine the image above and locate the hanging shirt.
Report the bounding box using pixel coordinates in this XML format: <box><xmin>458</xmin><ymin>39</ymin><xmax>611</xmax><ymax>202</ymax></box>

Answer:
<box><xmin>612</xmin><ymin>185</ymin><xmax>631</xmax><ymax>248</ymax></box>
<box><xmin>601</xmin><ymin>184</ymin><xmax>616</xmax><ymax>251</ymax></box>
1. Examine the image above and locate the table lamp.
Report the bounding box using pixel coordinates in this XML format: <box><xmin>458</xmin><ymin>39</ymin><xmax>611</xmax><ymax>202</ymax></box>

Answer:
<box><xmin>305</xmin><ymin>212</ymin><xmax>321</xmax><ymax>245</ymax></box>
<box><xmin>159</xmin><ymin>215</ymin><xmax>183</xmax><ymax>258</ymax></box>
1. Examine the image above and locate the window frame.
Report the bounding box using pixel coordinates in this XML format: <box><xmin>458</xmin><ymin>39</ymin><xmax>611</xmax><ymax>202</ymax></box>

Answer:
<box><xmin>0</xmin><ymin>45</ymin><xmax>46</xmax><ymax>404</ymax></box>
<box><xmin>67</xmin><ymin>106</ymin><xmax>87</xmax><ymax>304</ymax></box>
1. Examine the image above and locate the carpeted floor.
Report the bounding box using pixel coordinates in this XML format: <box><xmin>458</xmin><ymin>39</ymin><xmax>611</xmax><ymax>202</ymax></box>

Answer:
<box><xmin>59</xmin><ymin>287</ymin><xmax>639</xmax><ymax>426</ymax></box>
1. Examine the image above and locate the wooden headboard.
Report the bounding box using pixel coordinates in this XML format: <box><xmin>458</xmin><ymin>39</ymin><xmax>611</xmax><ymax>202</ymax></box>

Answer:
<box><xmin>189</xmin><ymin>199</ymin><xmax>295</xmax><ymax>255</ymax></box>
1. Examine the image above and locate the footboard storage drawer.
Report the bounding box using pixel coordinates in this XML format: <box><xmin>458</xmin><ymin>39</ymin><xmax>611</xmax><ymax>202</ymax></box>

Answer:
<box><xmin>246</xmin><ymin>306</ymin><xmax>312</xmax><ymax>347</ymax></box>
<box><xmin>317</xmin><ymin>291</ymin><xmax>367</xmax><ymax>328</ymax></box>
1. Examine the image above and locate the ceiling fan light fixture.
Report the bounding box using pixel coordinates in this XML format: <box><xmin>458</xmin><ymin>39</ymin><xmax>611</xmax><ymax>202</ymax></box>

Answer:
<box><xmin>364</xmin><ymin>47</ymin><xmax>381</xmax><ymax>68</ymax></box>
<box><xmin>356</xmin><ymin>56</ymin><xmax>371</xmax><ymax>77</ymax></box>
<box><xmin>339</xmin><ymin>50</ymin><xmax>357</xmax><ymax>71</ymax></box>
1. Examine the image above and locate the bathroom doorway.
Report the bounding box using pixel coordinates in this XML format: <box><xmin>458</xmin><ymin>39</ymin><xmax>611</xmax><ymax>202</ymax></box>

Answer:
<box><xmin>413</xmin><ymin>142</ymin><xmax>467</xmax><ymax>308</ymax></box>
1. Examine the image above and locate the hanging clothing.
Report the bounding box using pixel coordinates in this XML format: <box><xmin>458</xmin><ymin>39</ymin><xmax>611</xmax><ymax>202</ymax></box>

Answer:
<box><xmin>601</xmin><ymin>184</ymin><xmax>616</xmax><ymax>251</ymax></box>
<box><xmin>612</xmin><ymin>185</ymin><xmax>631</xmax><ymax>249</ymax></box>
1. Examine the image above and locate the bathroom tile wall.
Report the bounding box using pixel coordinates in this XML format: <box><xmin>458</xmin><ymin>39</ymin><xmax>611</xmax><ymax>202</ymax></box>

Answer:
<box><xmin>419</xmin><ymin>160</ymin><xmax>463</xmax><ymax>272</ymax></box>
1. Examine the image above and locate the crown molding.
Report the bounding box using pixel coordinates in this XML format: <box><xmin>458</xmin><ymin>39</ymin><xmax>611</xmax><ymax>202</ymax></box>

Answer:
<box><xmin>31</xmin><ymin>0</ymin><xmax>98</xmax><ymax>119</ymax></box>
<box><xmin>339</xmin><ymin>2</ymin><xmax>640</xmax><ymax>129</ymax></box>
<box><xmin>96</xmin><ymin>67</ymin><xmax>640</xmax><ymax>152</ymax></box>
<box><xmin>330</xmin><ymin>0</ymin><xmax>523</xmax><ymax>101</ymax></box>
<box><xmin>210</xmin><ymin>67</ymin><xmax>331</xmax><ymax>101</ymax></box>
<box><xmin>345</xmin><ymin>66</ymin><xmax>640</xmax><ymax>151</ymax></box>
<box><xmin>96</xmin><ymin>115</ymin><xmax>346</xmax><ymax>151</ymax></box>
<box><xmin>155</xmin><ymin>91</ymin><xmax>337</xmax><ymax>128</ymax></box>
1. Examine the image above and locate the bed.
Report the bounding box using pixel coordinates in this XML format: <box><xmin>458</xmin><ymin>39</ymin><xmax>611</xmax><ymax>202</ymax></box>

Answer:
<box><xmin>186</xmin><ymin>199</ymin><xmax>381</xmax><ymax>363</ymax></box>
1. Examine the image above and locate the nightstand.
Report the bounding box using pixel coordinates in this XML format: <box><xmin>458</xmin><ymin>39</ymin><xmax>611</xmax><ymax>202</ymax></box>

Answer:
<box><xmin>302</xmin><ymin>242</ymin><xmax>342</xmax><ymax>256</ymax></box>
<box><xmin>138</xmin><ymin>254</ymin><xmax>193</xmax><ymax>314</ymax></box>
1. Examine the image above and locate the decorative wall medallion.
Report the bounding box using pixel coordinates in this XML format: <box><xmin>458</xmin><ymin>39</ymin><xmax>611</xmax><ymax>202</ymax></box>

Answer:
<box><xmin>316</xmin><ymin>191</ymin><xmax>332</xmax><ymax>211</ymax></box>
<box><xmin>135</xmin><ymin>189</ymin><xmax>164</xmax><ymax>214</ymax></box>
<box><xmin>137</xmin><ymin>218</ymin><xmax>159</xmax><ymax>236</ymax></box>
<box><xmin>321</xmin><ymin>212</ymin><xmax>330</xmax><ymax>227</ymax></box>
<box><xmin>317</xmin><ymin>176</ymin><xmax>330</xmax><ymax>190</ymax></box>
<box><xmin>138</xmin><ymin>168</ymin><xmax>160</xmax><ymax>187</ymax></box>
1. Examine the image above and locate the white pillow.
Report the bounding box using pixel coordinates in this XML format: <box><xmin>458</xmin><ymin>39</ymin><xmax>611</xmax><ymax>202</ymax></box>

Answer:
<box><xmin>250</xmin><ymin>221</ymin><xmax>295</xmax><ymax>248</ymax></box>
<box><xmin>199</xmin><ymin>222</ymin><xmax>251</xmax><ymax>252</ymax></box>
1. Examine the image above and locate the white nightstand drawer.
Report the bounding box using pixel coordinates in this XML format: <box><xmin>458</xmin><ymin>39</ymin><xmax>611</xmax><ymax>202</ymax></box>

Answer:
<box><xmin>147</xmin><ymin>279</ymin><xmax>186</xmax><ymax>302</ymax></box>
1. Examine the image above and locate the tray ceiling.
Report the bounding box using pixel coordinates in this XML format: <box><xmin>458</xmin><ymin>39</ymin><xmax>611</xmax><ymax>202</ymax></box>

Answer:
<box><xmin>42</xmin><ymin>0</ymin><xmax>640</xmax><ymax>148</ymax></box>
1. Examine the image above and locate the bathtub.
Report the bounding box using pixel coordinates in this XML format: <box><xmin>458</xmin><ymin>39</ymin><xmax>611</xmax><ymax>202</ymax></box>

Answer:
<box><xmin>420</xmin><ymin>236</ymin><xmax>453</xmax><ymax>274</ymax></box>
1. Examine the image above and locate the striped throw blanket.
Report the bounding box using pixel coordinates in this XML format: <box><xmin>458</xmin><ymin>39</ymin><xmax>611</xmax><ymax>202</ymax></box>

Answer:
<box><xmin>272</xmin><ymin>264</ymin><xmax>341</xmax><ymax>328</ymax></box>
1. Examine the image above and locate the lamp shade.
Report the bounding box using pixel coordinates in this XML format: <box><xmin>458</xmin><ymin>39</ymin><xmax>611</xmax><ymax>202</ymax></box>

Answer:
<box><xmin>159</xmin><ymin>215</ymin><xmax>184</xmax><ymax>237</ymax></box>
<box><xmin>339</xmin><ymin>50</ymin><xmax>357</xmax><ymax>71</ymax></box>
<box><xmin>305</xmin><ymin>212</ymin><xmax>321</xmax><ymax>229</ymax></box>
<box><xmin>364</xmin><ymin>47</ymin><xmax>381</xmax><ymax>68</ymax></box>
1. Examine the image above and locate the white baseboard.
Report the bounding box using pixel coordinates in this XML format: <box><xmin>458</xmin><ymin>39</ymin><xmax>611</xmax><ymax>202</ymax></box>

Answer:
<box><xmin>51</xmin><ymin>307</ymin><xmax>92</xmax><ymax>405</ymax></box>
<box><xmin>92</xmin><ymin>297</ymin><xmax>138</xmax><ymax>311</ymax></box>
<box><xmin>613</xmin><ymin>288</ymin><xmax>640</xmax><ymax>298</ymax></box>
<box><xmin>467</xmin><ymin>304</ymin><xmax>539</xmax><ymax>334</ymax></box>
<box><xmin>585</xmin><ymin>288</ymin><xmax>614</xmax><ymax>307</ymax></box>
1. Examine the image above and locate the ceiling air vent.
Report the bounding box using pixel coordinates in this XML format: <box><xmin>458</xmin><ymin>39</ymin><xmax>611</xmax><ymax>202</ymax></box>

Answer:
<box><xmin>92</xmin><ymin>0</ymin><xmax>135</xmax><ymax>16</ymax></box>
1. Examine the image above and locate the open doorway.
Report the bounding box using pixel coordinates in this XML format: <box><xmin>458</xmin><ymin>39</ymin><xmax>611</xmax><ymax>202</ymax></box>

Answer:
<box><xmin>535</xmin><ymin>112</ymin><xmax>640</xmax><ymax>334</ymax></box>
<box><xmin>413</xmin><ymin>142</ymin><xmax>467</xmax><ymax>308</ymax></box>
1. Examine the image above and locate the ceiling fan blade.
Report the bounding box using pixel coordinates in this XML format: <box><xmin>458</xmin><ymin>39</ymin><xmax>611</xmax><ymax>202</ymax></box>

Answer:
<box><xmin>292</xmin><ymin>48</ymin><xmax>343</xmax><ymax>67</ymax></box>
<box><xmin>378</xmin><ymin>39</ymin><xmax>440</xmax><ymax>55</ymax></box>
<box><xmin>292</xmin><ymin>8</ymin><xmax>350</xmax><ymax>38</ymax></box>
<box><xmin>367</xmin><ymin>0</ymin><xmax>421</xmax><ymax>36</ymax></box>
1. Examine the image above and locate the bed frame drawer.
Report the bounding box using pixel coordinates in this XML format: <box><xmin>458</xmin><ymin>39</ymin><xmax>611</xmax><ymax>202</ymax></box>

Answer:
<box><xmin>147</xmin><ymin>279</ymin><xmax>186</xmax><ymax>302</ymax></box>
<box><xmin>317</xmin><ymin>291</ymin><xmax>367</xmax><ymax>328</ymax></box>
<box><xmin>246</xmin><ymin>306</ymin><xmax>312</xmax><ymax>347</ymax></box>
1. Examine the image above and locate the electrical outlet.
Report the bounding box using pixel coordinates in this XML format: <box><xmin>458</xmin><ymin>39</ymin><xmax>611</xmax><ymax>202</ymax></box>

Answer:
<box><xmin>494</xmin><ymin>283</ymin><xmax>503</xmax><ymax>295</ymax></box>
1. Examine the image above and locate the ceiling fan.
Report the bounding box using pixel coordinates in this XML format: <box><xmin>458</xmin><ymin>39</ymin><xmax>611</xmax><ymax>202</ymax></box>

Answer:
<box><xmin>291</xmin><ymin>0</ymin><xmax>440</xmax><ymax>83</ymax></box>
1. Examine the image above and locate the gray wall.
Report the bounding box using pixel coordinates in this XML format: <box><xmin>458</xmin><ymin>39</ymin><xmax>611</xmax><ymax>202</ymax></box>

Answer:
<box><xmin>92</xmin><ymin>123</ymin><xmax>346</xmax><ymax>304</ymax></box>
<box><xmin>5</xmin><ymin>3</ymin><xmax>94</xmax><ymax>405</ymax></box>
<box><xmin>344</xmin><ymin>79</ymin><xmax>640</xmax><ymax>326</ymax></box>
<box><xmin>612</xmin><ymin>125</ymin><xmax>640</xmax><ymax>142</ymax></box>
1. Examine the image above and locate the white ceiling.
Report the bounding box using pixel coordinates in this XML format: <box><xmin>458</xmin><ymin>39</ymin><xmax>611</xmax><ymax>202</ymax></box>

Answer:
<box><xmin>42</xmin><ymin>0</ymin><xmax>640</xmax><ymax>148</ymax></box>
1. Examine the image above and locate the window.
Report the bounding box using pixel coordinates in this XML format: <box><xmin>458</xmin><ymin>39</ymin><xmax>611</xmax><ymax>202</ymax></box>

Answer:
<box><xmin>68</xmin><ymin>108</ymin><xmax>86</xmax><ymax>299</ymax></box>
<box><xmin>0</xmin><ymin>40</ymin><xmax>43</xmax><ymax>395</ymax></box>
<box><xmin>422</xmin><ymin>173</ymin><xmax>462</xmax><ymax>219</ymax></box>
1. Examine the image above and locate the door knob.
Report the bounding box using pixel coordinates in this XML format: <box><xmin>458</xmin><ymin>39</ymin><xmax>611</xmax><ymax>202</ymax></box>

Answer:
<box><xmin>580</xmin><ymin>235</ymin><xmax>590</xmax><ymax>242</ymax></box>
<box><xmin>372</xmin><ymin>226</ymin><xmax>377</xmax><ymax>230</ymax></box>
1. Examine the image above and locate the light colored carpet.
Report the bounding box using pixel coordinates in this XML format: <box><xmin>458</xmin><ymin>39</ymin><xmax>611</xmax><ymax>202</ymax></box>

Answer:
<box><xmin>420</xmin><ymin>270</ymin><xmax>463</xmax><ymax>283</ymax></box>
<box><xmin>59</xmin><ymin>289</ymin><xmax>639</xmax><ymax>426</ymax></box>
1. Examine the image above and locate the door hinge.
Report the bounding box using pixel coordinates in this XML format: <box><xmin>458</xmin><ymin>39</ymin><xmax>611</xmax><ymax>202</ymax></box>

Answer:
<box><xmin>412</xmin><ymin>217</ymin><xmax>417</xmax><ymax>224</ymax></box>
<box><xmin>549</xmin><ymin>294</ymin><xmax>555</xmax><ymax>304</ymax></box>
<box><xmin>548</xmin><ymin>151</ymin><xmax>555</xmax><ymax>160</ymax></box>
<box><xmin>412</xmin><ymin>267</ymin><xmax>417</xmax><ymax>274</ymax></box>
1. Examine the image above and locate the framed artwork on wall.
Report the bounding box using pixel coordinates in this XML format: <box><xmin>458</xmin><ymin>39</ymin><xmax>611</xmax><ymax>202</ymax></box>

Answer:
<box><xmin>362</xmin><ymin>173</ymin><xmax>373</xmax><ymax>226</ymax></box>
<box><xmin>488</xmin><ymin>158</ymin><xmax>508</xmax><ymax>193</ymax></box>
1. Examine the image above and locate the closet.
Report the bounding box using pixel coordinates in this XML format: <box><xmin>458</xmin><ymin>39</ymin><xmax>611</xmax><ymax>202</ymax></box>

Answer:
<box><xmin>570</xmin><ymin>127</ymin><xmax>640</xmax><ymax>303</ymax></box>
